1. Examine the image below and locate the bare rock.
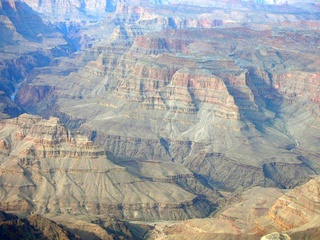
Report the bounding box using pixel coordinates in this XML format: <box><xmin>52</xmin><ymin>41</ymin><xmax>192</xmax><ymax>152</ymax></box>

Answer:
<box><xmin>13</xmin><ymin>2</ymin><xmax>320</xmax><ymax>193</ymax></box>
<box><xmin>260</xmin><ymin>232</ymin><xmax>291</xmax><ymax>240</ymax></box>
<box><xmin>0</xmin><ymin>114</ymin><xmax>214</xmax><ymax>221</ymax></box>
<box><xmin>0</xmin><ymin>91</ymin><xmax>24</xmax><ymax>119</ymax></box>
<box><xmin>0</xmin><ymin>211</ymin><xmax>81</xmax><ymax>240</ymax></box>
<box><xmin>257</xmin><ymin>177</ymin><xmax>320</xmax><ymax>232</ymax></box>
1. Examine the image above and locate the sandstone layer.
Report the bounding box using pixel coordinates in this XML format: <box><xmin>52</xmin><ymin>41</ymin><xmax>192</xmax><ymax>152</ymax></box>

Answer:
<box><xmin>15</xmin><ymin>0</ymin><xmax>320</xmax><ymax>192</ymax></box>
<box><xmin>1</xmin><ymin>0</ymin><xmax>320</xmax><ymax>238</ymax></box>
<box><xmin>0</xmin><ymin>114</ymin><xmax>219</xmax><ymax>221</ymax></box>
<box><xmin>146</xmin><ymin>176</ymin><xmax>320</xmax><ymax>239</ymax></box>
<box><xmin>256</xmin><ymin>177</ymin><xmax>320</xmax><ymax>234</ymax></box>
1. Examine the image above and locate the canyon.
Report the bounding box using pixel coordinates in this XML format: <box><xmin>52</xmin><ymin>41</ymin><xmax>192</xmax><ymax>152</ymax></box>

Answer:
<box><xmin>14</xmin><ymin>0</ymin><xmax>320</xmax><ymax>191</ymax></box>
<box><xmin>0</xmin><ymin>114</ymin><xmax>219</xmax><ymax>220</ymax></box>
<box><xmin>0</xmin><ymin>0</ymin><xmax>319</xmax><ymax>239</ymax></box>
<box><xmin>146</xmin><ymin>176</ymin><xmax>320</xmax><ymax>239</ymax></box>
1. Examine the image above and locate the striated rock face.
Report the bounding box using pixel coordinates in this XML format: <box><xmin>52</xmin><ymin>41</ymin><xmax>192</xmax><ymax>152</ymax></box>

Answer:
<box><xmin>1</xmin><ymin>0</ymin><xmax>320</xmax><ymax>238</ymax></box>
<box><xmin>146</xmin><ymin>177</ymin><xmax>320</xmax><ymax>239</ymax></box>
<box><xmin>0</xmin><ymin>114</ymin><xmax>220</xmax><ymax>221</ymax></box>
<box><xmin>0</xmin><ymin>0</ymin><xmax>53</xmax><ymax>96</ymax></box>
<box><xmin>12</xmin><ymin>0</ymin><xmax>320</xmax><ymax>194</ymax></box>
<box><xmin>49</xmin><ymin>213</ymin><xmax>153</xmax><ymax>239</ymax></box>
<box><xmin>145</xmin><ymin>186</ymin><xmax>285</xmax><ymax>239</ymax></box>
<box><xmin>22</xmin><ymin>0</ymin><xmax>112</xmax><ymax>19</ymax></box>
<box><xmin>53</xmin><ymin>216</ymin><xmax>114</xmax><ymax>240</ymax></box>
<box><xmin>256</xmin><ymin>177</ymin><xmax>320</xmax><ymax>233</ymax></box>
<box><xmin>0</xmin><ymin>0</ymin><xmax>51</xmax><ymax>42</ymax></box>
<box><xmin>20</xmin><ymin>0</ymin><xmax>137</xmax><ymax>20</ymax></box>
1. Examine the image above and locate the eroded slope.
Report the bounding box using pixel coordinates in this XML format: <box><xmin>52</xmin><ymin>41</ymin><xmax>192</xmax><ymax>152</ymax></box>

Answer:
<box><xmin>146</xmin><ymin>176</ymin><xmax>320</xmax><ymax>239</ymax></box>
<box><xmin>15</xmin><ymin>3</ymin><xmax>320</xmax><ymax>191</ymax></box>
<box><xmin>0</xmin><ymin>114</ymin><xmax>220</xmax><ymax>221</ymax></box>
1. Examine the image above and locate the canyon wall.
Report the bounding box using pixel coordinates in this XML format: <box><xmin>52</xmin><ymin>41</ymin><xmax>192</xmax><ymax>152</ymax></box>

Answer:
<box><xmin>0</xmin><ymin>0</ymin><xmax>320</xmax><ymax>237</ymax></box>
<box><xmin>15</xmin><ymin>14</ymin><xmax>320</xmax><ymax>191</ymax></box>
<box><xmin>0</xmin><ymin>114</ymin><xmax>220</xmax><ymax>221</ymax></box>
<box><xmin>147</xmin><ymin>176</ymin><xmax>320</xmax><ymax>239</ymax></box>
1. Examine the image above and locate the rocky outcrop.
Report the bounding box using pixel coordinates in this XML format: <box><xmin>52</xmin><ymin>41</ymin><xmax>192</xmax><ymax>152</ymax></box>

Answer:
<box><xmin>27</xmin><ymin>214</ymin><xmax>82</xmax><ymax>240</ymax></box>
<box><xmin>2</xmin><ymin>0</ymin><xmax>320</xmax><ymax>238</ymax></box>
<box><xmin>2</xmin><ymin>0</ymin><xmax>319</xmax><ymax>226</ymax></box>
<box><xmin>0</xmin><ymin>0</ymin><xmax>51</xmax><ymax>42</ymax></box>
<box><xmin>290</xmin><ymin>226</ymin><xmax>320</xmax><ymax>240</ymax></box>
<box><xmin>21</xmin><ymin>0</ymin><xmax>120</xmax><ymax>20</ymax></box>
<box><xmin>13</xmin><ymin>0</ymin><xmax>320</xmax><ymax>193</ymax></box>
<box><xmin>145</xmin><ymin>187</ymin><xmax>284</xmax><ymax>239</ymax></box>
<box><xmin>0</xmin><ymin>211</ymin><xmax>81</xmax><ymax>240</ymax></box>
<box><xmin>0</xmin><ymin>0</ymin><xmax>87</xmax><ymax>123</ymax></box>
<box><xmin>0</xmin><ymin>114</ymin><xmax>217</xmax><ymax>221</ymax></box>
<box><xmin>261</xmin><ymin>232</ymin><xmax>291</xmax><ymax>240</ymax></box>
<box><xmin>0</xmin><ymin>0</ymin><xmax>60</xmax><ymax>96</ymax></box>
<box><xmin>256</xmin><ymin>177</ymin><xmax>320</xmax><ymax>233</ymax></box>
<box><xmin>145</xmin><ymin>176</ymin><xmax>320</xmax><ymax>239</ymax></box>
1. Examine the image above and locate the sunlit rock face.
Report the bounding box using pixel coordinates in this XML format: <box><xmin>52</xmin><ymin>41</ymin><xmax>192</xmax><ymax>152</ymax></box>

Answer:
<box><xmin>256</xmin><ymin>177</ymin><xmax>320</xmax><ymax>232</ymax></box>
<box><xmin>0</xmin><ymin>0</ymin><xmax>320</xmax><ymax>239</ymax></box>
<box><xmin>146</xmin><ymin>177</ymin><xmax>320</xmax><ymax>239</ymax></box>
<box><xmin>11</xmin><ymin>0</ymin><xmax>319</xmax><ymax>193</ymax></box>
<box><xmin>0</xmin><ymin>114</ymin><xmax>220</xmax><ymax>220</ymax></box>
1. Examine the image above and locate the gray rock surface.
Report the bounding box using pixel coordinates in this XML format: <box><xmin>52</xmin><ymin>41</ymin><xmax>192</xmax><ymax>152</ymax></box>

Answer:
<box><xmin>261</xmin><ymin>232</ymin><xmax>291</xmax><ymax>240</ymax></box>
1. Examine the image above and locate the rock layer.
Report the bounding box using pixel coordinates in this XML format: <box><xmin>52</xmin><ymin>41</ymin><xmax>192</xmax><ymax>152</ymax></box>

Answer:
<box><xmin>0</xmin><ymin>114</ymin><xmax>218</xmax><ymax>221</ymax></box>
<box><xmin>0</xmin><ymin>211</ymin><xmax>81</xmax><ymax>240</ymax></box>
<box><xmin>0</xmin><ymin>0</ymin><xmax>320</xmax><ymax>238</ymax></box>
<box><xmin>257</xmin><ymin>177</ymin><xmax>320</xmax><ymax>233</ymax></box>
<box><xmin>146</xmin><ymin>176</ymin><xmax>320</xmax><ymax>239</ymax></box>
<box><xmin>13</xmin><ymin>0</ymin><xmax>320</xmax><ymax>193</ymax></box>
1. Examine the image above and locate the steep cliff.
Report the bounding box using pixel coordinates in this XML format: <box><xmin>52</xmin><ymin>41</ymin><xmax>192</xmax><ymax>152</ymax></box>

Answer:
<box><xmin>16</xmin><ymin>18</ymin><xmax>320</xmax><ymax>191</ymax></box>
<box><xmin>0</xmin><ymin>0</ymin><xmax>100</xmax><ymax>123</ymax></box>
<box><xmin>145</xmin><ymin>186</ymin><xmax>285</xmax><ymax>239</ymax></box>
<box><xmin>1</xmin><ymin>0</ymin><xmax>320</xmax><ymax>238</ymax></box>
<box><xmin>0</xmin><ymin>0</ymin><xmax>87</xmax><ymax>123</ymax></box>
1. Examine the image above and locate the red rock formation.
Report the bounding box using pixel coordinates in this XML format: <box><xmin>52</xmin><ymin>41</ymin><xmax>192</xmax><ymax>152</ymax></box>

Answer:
<box><xmin>252</xmin><ymin>177</ymin><xmax>320</xmax><ymax>236</ymax></box>
<box><xmin>260</xmin><ymin>177</ymin><xmax>320</xmax><ymax>232</ymax></box>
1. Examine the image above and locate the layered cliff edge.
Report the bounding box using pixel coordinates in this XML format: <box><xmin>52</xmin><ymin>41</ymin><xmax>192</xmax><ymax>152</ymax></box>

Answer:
<box><xmin>0</xmin><ymin>114</ymin><xmax>221</xmax><ymax>221</ymax></box>
<box><xmin>14</xmin><ymin>0</ymin><xmax>320</xmax><ymax>192</ymax></box>
<box><xmin>18</xmin><ymin>0</ymin><xmax>320</xmax><ymax>22</ymax></box>
<box><xmin>0</xmin><ymin>0</ymin><xmax>320</xmax><ymax>239</ymax></box>
<box><xmin>1</xmin><ymin>176</ymin><xmax>320</xmax><ymax>239</ymax></box>
<box><xmin>146</xmin><ymin>176</ymin><xmax>320</xmax><ymax>239</ymax></box>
